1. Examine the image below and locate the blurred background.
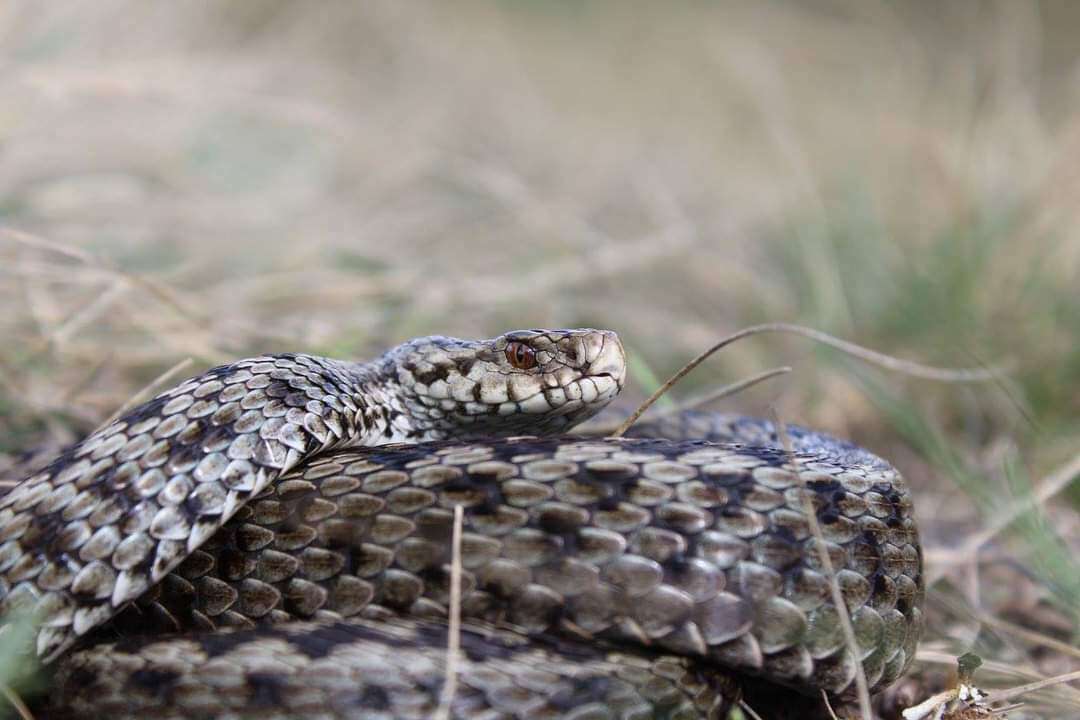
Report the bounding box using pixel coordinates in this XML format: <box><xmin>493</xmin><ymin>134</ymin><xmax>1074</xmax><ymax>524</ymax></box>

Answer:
<box><xmin>1</xmin><ymin>1</ymin><xmax>1078</xmax><ymax>717</ymax></box>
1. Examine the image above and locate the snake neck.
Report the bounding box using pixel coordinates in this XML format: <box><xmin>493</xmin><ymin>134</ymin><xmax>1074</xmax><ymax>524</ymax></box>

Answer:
<box><xmin>336</xmin><ymin>360</ymin><xmax>433</xmax><ymax>445</ymax></box>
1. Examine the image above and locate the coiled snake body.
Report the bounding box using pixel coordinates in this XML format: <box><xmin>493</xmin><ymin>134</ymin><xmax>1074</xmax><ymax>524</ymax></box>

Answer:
<box><xmin>0</xmin><ymin>329</ymin><xmax>923</xmax><ymax>719</ymax></box>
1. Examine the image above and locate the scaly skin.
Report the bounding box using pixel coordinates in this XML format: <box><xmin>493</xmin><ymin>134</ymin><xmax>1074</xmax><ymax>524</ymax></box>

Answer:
<box><xmin>0</xmin><ymin>329</ymin><xmax>625</xmax><ymax>662</ymax></box>
<box><xmin>0</xmin><ymin>330</ymin><xmax>922</xmax><ymax>718</ymax></box>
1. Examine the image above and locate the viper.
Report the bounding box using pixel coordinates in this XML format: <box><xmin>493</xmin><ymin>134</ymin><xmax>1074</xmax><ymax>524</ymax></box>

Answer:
<box><xmin>0</xmin><ymin>329</ymin><xmax>922</xmax><ymax>718</ymax></box>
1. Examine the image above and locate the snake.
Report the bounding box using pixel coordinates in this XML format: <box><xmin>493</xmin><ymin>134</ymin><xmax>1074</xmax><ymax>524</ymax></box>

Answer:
<box><xmin>0</xmin><ymin>328</ymin><xmax>923</xmax><ymax>719</ymax></box>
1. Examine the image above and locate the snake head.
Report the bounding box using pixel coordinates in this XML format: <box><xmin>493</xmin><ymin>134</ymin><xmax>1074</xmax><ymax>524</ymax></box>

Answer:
<box><xmin>390</xmin><ymin>329</ymin><xmax>626</xmax><ymax>438</ymax></box>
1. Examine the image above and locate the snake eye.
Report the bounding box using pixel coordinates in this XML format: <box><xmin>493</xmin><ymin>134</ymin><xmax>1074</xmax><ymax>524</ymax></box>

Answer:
<box><xmin>505</xmin><ymin>342</ymin><xmax>537</xmax><ymax>370</ymax></box>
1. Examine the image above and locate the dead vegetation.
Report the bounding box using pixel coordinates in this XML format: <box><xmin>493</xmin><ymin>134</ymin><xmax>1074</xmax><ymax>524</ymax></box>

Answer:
<box><xmin>1</xmin><ymin>2</ymin><xmax>1078</xmax><ymax>718</ymax></box>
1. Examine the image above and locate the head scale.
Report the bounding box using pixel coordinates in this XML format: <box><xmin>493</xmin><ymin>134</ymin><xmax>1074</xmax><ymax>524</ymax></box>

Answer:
<box><xmin>388</xmin><ymin>328</ymin><xmax>625</xmax><ymax>439</ymax></box>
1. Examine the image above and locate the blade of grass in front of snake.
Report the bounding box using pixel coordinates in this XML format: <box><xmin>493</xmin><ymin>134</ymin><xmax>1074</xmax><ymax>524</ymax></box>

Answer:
<box><xmin>737</xmin><ymin>699</ymin><xmax>767</xmax><ymax>720</ymax></box>
<box><xmin>610</xmin><ymin>322</ymin><xmax>1007</xmax><ymax>438</ymax></box>
<box><xmin>95</xmin><ymin>357</ymin><xmax>194</xmax><ymax>432</ymax></box>
<box><xmin>433</xmin><ymin>504</ymin><xmax>465</xmax><ymax>720</ymax></box>
<box><xmin>772</xmin><ymin>409</ymin><xmax>873</xmax><ymax>720</ymax></box>
<box><xmin>0</xmin><ymin>684</ymin><xmax>34</xmax><ymax>720</ymax></box>
<box><xmin>587</xmin><ymin>365</ymin><xmax>791</xmax><ymax>436</ymax></box>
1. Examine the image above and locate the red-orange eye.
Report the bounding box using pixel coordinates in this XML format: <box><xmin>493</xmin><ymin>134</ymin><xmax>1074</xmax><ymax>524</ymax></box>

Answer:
<box><xmin>505</xmin><ymin>342</ymin><xmax>537</xmax><ymax>369</ymax></box>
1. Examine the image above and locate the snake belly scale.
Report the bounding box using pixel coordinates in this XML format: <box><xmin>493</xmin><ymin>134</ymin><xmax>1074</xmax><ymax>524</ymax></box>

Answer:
<box><xmin>0</xmin><ymin>329</ymin><xmax>923</xmax><ymax>719</ymax></box>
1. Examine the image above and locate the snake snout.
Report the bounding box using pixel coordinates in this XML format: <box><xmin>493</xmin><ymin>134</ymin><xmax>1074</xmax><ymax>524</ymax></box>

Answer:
<box><xmin>584</xmin><ymin>330</ymin><xmax>627</xmax><ymax>389</ymax></box>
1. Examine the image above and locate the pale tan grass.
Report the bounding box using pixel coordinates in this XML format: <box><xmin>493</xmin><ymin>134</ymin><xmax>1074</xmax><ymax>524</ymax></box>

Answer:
<box><xmin>773</xmin><ymin>412</ymin><xmax>872</xmax><ymax>720</ymax></box>
<box><xmin>983</xmin><ymin>669</ymin><xmax>1080</xmax><ymax>706</ymax></box>
<box><xmin>0</xmin><ymin>684</ymin><xmax>34</xmax><ymax>720</ymax></box>
<box><xmin>433</xmin><ymin>504</ymin><xmax>464</xmax><ymax>720</ymax></box>
<box><xmin>611</xmin><ymin>323</ymin><xmax>1002</xmax><ymax>438</ymax></box>
<box><xmin>95</xmin><ymin>358</ymin><xmax>194</xmax><ymax>431</ymax></box>
<box><xmin>737</xmin><ymin>699</ymin><xmax>767</xmax><ymax>720</ymax></box>
<box><xmin>926</xmin><ymin>451</ymin><xmax>1080</xmax><ymax>587</ymax></box>
<box><xmin>586</xmin><ymin>365</ymin><xmax>791</xmax><ymax>436</ymax></box>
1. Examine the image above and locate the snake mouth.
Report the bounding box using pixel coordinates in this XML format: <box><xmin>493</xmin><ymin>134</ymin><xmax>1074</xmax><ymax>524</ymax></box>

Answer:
<box><xmin>585</xmin><ymin>332</ymin><xmax>627</xmax><ymax>390</ymax></box>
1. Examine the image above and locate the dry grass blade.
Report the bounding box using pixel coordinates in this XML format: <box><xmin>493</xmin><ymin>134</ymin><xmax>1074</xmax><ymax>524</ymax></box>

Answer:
<box><xmin>982</xmin><ymin>670</ymin><xmax>1080</xmax><ymax>706</ymax></box>
<box><xmin>0</xmin><ymin>683</ymin><xmax>34</xmax><ymax>720</ymax></box>
<box><xmin>433</xmin><ymin>504</ymin><xmax>464</xmax><ymax>720</ymax></box>
<box><xmin>666</xmin><ymin>366</ymin><xmax>793</xmax><ymax>415</ymax></box>
<box><xmin>744</xmin><ymin>324</ymin><xmax>1006</xmax><ymax>381</ymax></box>
<box><xmin>1</xmin><ymin>227</ymin><xmax>97</xmax><ymax>265</ymax></box>
<box><xmin>973</xmin><ymin>612</ymin><xmax>1080</xmax><ymax>662</ymax></box>
<box><xmin>95</xmin><ymin>358</ymin><xmax>195</xmax><ymax>432</ymax></box>
<box><xmin>2</xmin><ymin>229</ymin><xmax>203</xmax><ymax>324</ymax></box>
<box><xmin>45</xmin><ymin>278</ymin><xmax>129</xmax><ymax>350</ymax></box>
<box><xmin>773</xmin><ymin>411</ymin><xmax>873</xmax><ymax>720</ymax></box>
<box><xmin>738</xmin><ymin>699</ymin><xmax>767</xmax><ymax>720</ymax></box>
<box><xmin>610</xmin><ymin>323</ymin><xmax>1002</xmax><ymax>437</ymax></box>
<box><xmin>58</xmin><ymin>355</ymin><xmax>114</xmax><ymax>407</ymax></box>
<box><xmin>820</xmin><ymin>689</ymin><xmax>842</xmax><ymax>720</ymax></box>
<box><xmin>591</xmin><ymin>365</ymin><xmax>790</xmax><ymax>435</ymax></box>
<box><xmin>931</xmin><ymin>591</ymin><xmax>1080</xmax><ymax>663</ymax></box>
<box><xmin>991</xmin><ymin>703</ymin><xmax>1026</xmax><ymax>715</ymax></box>
<box><xmin>964</xmin><ymin>451</ymin><xmax>1080</xmax><ymax>550</ymax></box>
<box><xmin>927</xmin><ymin>451</ymin><xmax>1080</xmax><ymax>585</ymax></box>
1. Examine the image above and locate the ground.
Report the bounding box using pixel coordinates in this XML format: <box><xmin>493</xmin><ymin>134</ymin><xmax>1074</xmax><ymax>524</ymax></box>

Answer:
<box><xmin>0</xmin><ymin>2</ymin><xmax>1078</xmax><ymax>718</ymax></box>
